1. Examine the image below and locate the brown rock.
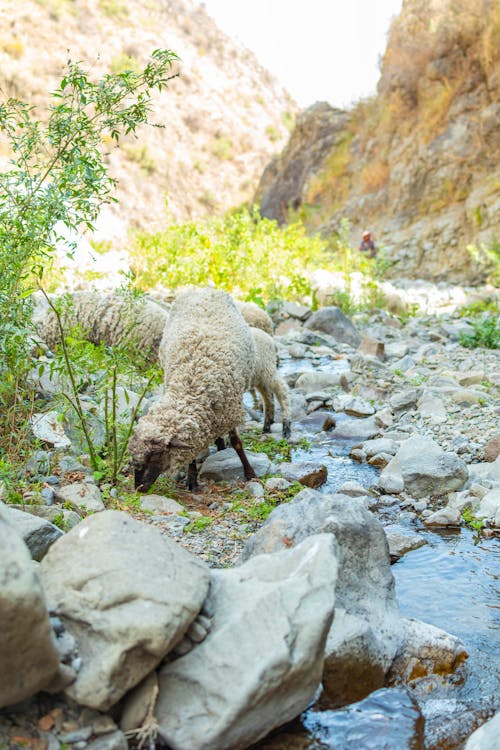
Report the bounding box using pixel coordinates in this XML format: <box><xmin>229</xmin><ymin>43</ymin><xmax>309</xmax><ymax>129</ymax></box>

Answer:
<box><xmin>359</xmin><ymin>337</ymin><xmax>386</xmax><ymax>361</ymax></box>
<box><xmin>484</xmin><ymin>434</ymin><xmax>500</xmax><ymax>462</ymax></box>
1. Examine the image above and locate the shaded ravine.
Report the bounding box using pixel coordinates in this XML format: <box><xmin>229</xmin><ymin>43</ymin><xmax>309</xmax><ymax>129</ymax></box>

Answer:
<box><xmin>254</xmin><ymin>407</ymin><xmax>500</xmax><ymax>750</ymax></box>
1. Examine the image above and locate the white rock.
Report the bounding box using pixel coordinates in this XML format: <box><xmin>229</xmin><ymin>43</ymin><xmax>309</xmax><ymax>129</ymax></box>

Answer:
<box><xmin>156</xmin><ymin>534</ymin><xmax>338</xmax><ymax>750</ymax></box>
<box><xmin>55</xmin><ymin>482</ymin><xmax>105</xmax><ymax>513</ymax></box>
<box><xmin>424</xmin><ymin>507</ymin><xmax>462</xmax><ymax>527</ymax></box>
<box><xmin>417</xmin><ymin>392</ymin><xmax>447</xmax><ymax>423</ymax></box>
<box><xmin>388</xmin><ymin>618</ymin><xmax>467</xmax><ymax>683</ymax></box>
<box><xmin>377</xmin><ymin>473</ymin><xmax>405</xmax><ymax>495</ymax></box>
<box><xmin>40</xmin><ymin>510</ymin><xmax>210</xmax><ymax>710</ymax></box>
<box><xmin>464</xmin><ymin>712</ymin><xmax>500</xmax><ymax>750</ymax></box>
<box><xmin>30</xmin><ymin>411</ymin><xmax>71</xmax><ymax>449</ymax></box>
<box><xmin>476</xmin><ymin>489</ymin><xmax>500</xmax><ymax>520</ymax></box>
<box><xmin>381</xmin><ymin>435</ymin><xmax>468</xmax><ymax>499</ymax></box>
<box><xmin>139</xmin><ymin>495</ymin><xmax>184</xmax><ymax>515</ymax></box>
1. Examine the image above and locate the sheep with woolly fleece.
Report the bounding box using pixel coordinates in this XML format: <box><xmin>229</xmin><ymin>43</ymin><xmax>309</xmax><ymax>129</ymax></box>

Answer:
<box><xmin>31</xmin><ymin>290</ymin><xmax>168</xmax><ymax>362</ymax></box>
<box><xmin>236</xmin><ymin>300</ymin><xmax>274</xmax><ymax>335</ymax></box>
<box><xmin>249</xmin><ymin>326</ymin><xmax>291</xmax><ymax>438</ymax></box>
<box><xmin>128</xmin><ymin>287</ymin><xmax>257</xmax><ymax>492</ymax></box>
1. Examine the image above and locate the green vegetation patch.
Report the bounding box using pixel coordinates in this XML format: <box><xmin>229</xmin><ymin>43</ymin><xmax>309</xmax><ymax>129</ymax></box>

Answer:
<box><xmin>459</xmin><ymin>315</ymin><xmax>500</xmax><ymax>349</ymax></box>
<box><xmin>130</xmin><ymin>206</ymin><xmax>328</xmax><ymax>305</ymax></box>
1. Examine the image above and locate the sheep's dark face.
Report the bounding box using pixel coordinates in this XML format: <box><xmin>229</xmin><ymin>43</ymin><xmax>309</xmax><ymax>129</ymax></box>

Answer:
<box><xmin>129</xmin><ymin>432</ymin><xmax>191</xmax><ymax>493</ymax></box>
<box><xmin>133</xmin><ymin>450</ymin><xmax>165</xmax><ymax>493</ymax></box>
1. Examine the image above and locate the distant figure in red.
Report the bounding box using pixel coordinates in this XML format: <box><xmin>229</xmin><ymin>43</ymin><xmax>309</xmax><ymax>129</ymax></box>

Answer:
<box><xmin>359</xmin><ymin>230</ymin><xmax>377</xmax><ymax>258</ymax></box>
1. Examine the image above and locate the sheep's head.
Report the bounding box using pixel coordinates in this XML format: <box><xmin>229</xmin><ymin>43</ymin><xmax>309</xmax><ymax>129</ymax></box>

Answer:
<box><xmin>129</xmin><ymin>429</ymin><xmax>191</xmax><ymax>492</ymax></box>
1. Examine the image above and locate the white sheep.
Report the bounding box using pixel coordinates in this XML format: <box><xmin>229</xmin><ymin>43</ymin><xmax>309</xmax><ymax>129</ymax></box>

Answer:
<box><xmin>236</xmin><ymin>300</ymin><xmax>274</xmax><ymax>335</ymax></box>
<box><xmin>249</xmin><ymin>326</ymin><xmax>291</xmax><ymax>438</ymax></box>
<box><xmin>128</xmin><ymin>287</ymin><xmax>258</xmax><ymax>492</ymax></box>
<box><xmin>31</xmin><ymin>290</ymin><xmax>168</xmax><ymax>363</ymax></box>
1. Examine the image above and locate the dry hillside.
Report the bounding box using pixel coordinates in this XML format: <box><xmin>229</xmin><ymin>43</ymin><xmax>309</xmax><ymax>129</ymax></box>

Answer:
<box><xmin>256</xmin><ymin>0</ymin><xmax>500</xmax><ymax>283</ymax></box>
<box><xmin>0</xmin><ymin>0</ymin><xmax>297</xmax><ymax>238</ymax></box>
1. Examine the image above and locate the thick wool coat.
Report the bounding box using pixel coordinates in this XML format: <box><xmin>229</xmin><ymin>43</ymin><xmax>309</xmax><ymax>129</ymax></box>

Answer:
<box><xmin>129</xmin><ymin>287</ymin><xmax>256</xmax><ymax>478</ymax></box>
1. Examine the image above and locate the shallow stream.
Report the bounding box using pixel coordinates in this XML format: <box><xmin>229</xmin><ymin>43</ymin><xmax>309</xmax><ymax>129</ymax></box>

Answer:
<box><xmin>253</xmin><ymin>395</ymin><xmax>500</xmax><ymax>750</ymax></box>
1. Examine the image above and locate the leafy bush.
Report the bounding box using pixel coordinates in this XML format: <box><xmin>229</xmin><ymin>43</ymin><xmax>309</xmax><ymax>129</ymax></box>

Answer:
<box><xmin>459</xmin><ymin>314</ymin><xmax>500</xmax><ymax>349</ymax></box>
<box><xmin>130</xmin><ymin>206</ymin><xmax>328</xmax><ymax>304</ymax></box>
<box><xmin>0</xmin><ymin>49</ymin><xmax>179</xmax><ymax>457</ymax></box>
<box><xmin>41</xmin><ymin>291</ymin><xmax>162</xmax><ymax>483</ymax></box>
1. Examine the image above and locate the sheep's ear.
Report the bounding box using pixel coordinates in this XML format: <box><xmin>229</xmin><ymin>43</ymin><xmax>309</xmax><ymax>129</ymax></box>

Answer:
<box><xmin>148</xmin><ymin>436</ymin><xmax>168</xmax><ymax>453</ymax></box>
<box><xmin>169</xmin><ymin>436</ymin><xmax>191</xmax><ymax>449</ymax></box>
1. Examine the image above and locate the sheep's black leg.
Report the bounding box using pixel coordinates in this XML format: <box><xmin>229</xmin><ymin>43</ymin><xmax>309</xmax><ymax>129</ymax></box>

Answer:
<box><xmin>229</xmin><ymin>429</ymin><xmax>257</xmax><ymax>481</ymax></box>
<box><xmin>258</xmin><ymin>385</ymin><xmax>275</xmax><ymax>433</ymax></box>
<box><xmin>187</xmin><ymin>460</ymin><xmax>199</xmax><ymax>491</ymax></box>
<box><xmin>282</xmin><ymin>419</ymin><xmax>291</xmax><ymax>439</ymax></box>
<box><xmin>215</xmin><ymin>437</ymin><xmax>226</xmax><ymax>451</ymax></box>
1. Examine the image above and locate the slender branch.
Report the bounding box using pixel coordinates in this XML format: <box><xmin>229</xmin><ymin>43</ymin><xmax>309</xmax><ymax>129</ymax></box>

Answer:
<box><xmin>40</xmin><ymin>288</ymin><xmax>99</xmax><ymax>468</ymax></box>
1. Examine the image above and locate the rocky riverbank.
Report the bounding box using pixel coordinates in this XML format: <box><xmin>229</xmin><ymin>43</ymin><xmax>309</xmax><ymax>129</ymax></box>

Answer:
<box><xmin>1</xmin><ymin>282</ymin><xmax>499</xmax><ymax>750</ymax></box>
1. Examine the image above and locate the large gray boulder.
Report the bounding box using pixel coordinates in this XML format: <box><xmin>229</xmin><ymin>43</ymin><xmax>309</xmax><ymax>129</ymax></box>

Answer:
<box><xmin>0</xmin><ymin>512</ymin><xmax>60</xmax><ymax>708</ymax></box>
<box><xmin>156</xmin><ymin>534</ymin><xmax>339</xmax><ymax>750</ymax></box>
<box><xmin>240</xmin><ymin>489</ymin><xmax>403</xmax><ymax>706</ymax></box>
<box><xmin>40</xmin><ymin>510</ymin><xmax>210</xmax><ymax>710</ymax></box>
<box><xmin>379</xmin><ymin>435</ymin><xmax>468</xmax><ymax>498</ymax></box>
<box><xmin>304</xmin><ymin>306</ymin><xmax>361</xmax><ymax>348</ymax></box>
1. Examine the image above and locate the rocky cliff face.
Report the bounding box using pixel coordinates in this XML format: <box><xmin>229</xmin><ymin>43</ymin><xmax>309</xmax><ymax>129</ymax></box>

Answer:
<box><xmin>0</xmin><ymin>0</ymin><xmax>296</xmax><ymax>237</ymax></box>
<box><xmin>255</xmin><ymin>0</ymin><xmax>500</xmax><ymax>283</ymax></box>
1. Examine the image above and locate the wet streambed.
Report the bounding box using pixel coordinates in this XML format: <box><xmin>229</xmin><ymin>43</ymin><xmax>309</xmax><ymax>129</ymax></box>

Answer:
<box><xmin>253</xmin><ymin>411</ymin><xmax>500</xmax><ymax>750</ymax></box>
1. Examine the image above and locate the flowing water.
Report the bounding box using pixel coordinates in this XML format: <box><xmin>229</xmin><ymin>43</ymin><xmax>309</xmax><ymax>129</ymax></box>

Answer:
<box><xmin>253</xmin><ymin>363</ymin><xmax>500</xmax><ymax>749</ymax></box>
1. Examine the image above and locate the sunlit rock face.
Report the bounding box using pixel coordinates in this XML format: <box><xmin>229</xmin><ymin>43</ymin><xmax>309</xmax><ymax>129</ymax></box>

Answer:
<box><xmin>255</xmin><ymin>0</ymin><xmax>500</xmax><ymax>284</ymax></box>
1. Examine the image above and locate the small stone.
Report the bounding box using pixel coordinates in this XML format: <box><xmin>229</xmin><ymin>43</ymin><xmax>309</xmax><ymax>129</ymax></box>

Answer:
<box><xmin>377</xmin><ymin>474</ymin><xmax>405</xmax><ymax>494</ymax></box>
<box><xmin>368</xmin><ymin>452</ymin><xmax>393</xmax><ymax>468</ymax></box>
<box><xmin>337</xmin><ymin>481</ymin><xmax>368</xmax><ymax>497</ymax></box>
<box><xmin>140</xmin><ymin>495</ymin><xmax>184</xmax><ymax>515</ymax></box>
<box><xmin>279</xmin><ymin>461</ymin><xmax>328</xmax><ymax>488</ymax></box>
<box><xmin>424</xmin><ymin>507</ymin><xmax>462</xmax><ymax>527</ymax></box>
<box><xmin>412</xmin><ymin>500</ymin><xmax>428</xmax><ymax>512</ymax></box>
<box><xmin>390</xmin><ymin>389</ymin><xmax>419</xmax><ymax>411</ymax></box>
<box><xmin>350</xmin><ymin>448</ymin><xmax>365</xmax><ymax>463</ymax></box>
<box><xmin>92</xmin><ymin>716</ymin><xmax>118</xmax><ymax>736</ymax></box>
<box><xmin>265</xmin><ymin>477</ymin><xmax>292</xmax><ymax>491</ymax></box>
<box><xmin>483</xmin><ymin>434</ymin><xmax>500</xmax><ymax>462</ymax></box>
<box><xmin>42</xmin><ymin>487</ymin><xmax>55</xmax><ymax>506</ymax></box>
<box><xmin>246</xmin><ymin>481</ymin><xmax>265</xmax><ymax>499</ymax></box>
<box><xmin>55</xmin><ymin>482</ymin><xmax>105</xmax><ymax>513</ymax></box>
<box><xmin>359</xmin><ymin>337</ymin><xmax>386</xmax><ymax>360</ymax></box>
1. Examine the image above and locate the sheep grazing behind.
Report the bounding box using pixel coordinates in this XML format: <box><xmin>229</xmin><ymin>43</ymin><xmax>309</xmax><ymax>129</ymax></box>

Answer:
<box><xmin>32</xmin><ymin>291</ymin><xmax>168</xmax><ymax>362</ymax></box>
<box><xmin>250</xmin><ymin>326</ymin><xmax>291</xmax><ymax>438</ymax></box>
<box><xmin>236</xmin><ymin>300</ymin><xmax>274</xmax><ymax>335</ymax></box>
<box><xmin>129</xmin><ymin>287</ymin><xmax>257</xmax><ymax>492</ymax></box>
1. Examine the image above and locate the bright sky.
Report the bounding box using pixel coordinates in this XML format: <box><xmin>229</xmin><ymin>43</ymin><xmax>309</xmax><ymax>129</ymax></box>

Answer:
<box><xmin>199</xmin><ymin>0</ymin><xmax>403</xmax><ymax>108</ymax></box>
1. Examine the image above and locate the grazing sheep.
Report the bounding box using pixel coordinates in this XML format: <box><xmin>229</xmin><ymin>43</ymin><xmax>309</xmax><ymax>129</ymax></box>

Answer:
<box><xmin>236</xmin><ymin>300</ymin><xmax>274</xmax><ymax>335</ymax></box>
<box><xmin>31</xmin><ymin>291</ymin><xmax>168</xmax><ymax>362</ymax></box>
<box><xmin>129</xmin><ymin>287</ymin><xmax>257</xmax><ymax>492</ymax></box>
<box><xmin>249</xmin><ymin>326</ymin><xmax>291</xmax><ymax>438</ymax></box>
<box><xmin>236</xmin><ymin>301</ymin><xmax>275</xmax><ymax>410</ymax></box>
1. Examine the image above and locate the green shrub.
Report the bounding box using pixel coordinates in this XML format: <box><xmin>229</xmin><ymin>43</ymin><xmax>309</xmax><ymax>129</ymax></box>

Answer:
<box><xmin>130</xmin><ymin>206</ymin><xmax>328</xmax><ymax>304</ymax></box>
<box><xmin>0</xmin><ymin>49</ymin><xmax>179</xmax><ymax>459</ymax></box>
<box><xmin>459</xmin><ymin>314</ymin><xmax>500</xmax><ymax>349</ymax></box>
